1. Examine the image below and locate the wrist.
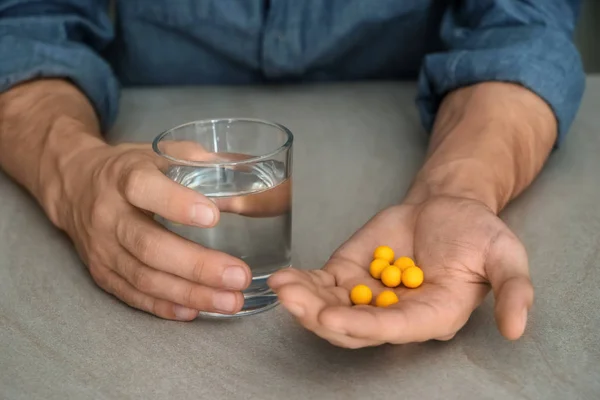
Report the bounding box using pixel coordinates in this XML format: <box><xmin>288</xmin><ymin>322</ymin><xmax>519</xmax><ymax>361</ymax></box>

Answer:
<box><xmin>404</xmin><ymin>158</ymin><xmax>508</xmax><ymax>213</ymax></box>
<box><xmin>38</xmin><ymin>119</ymin><xmax>106</xmax><ymax>227</ymax></box>
<box><xmin>0</xmin><ymin>79</ymin><xmax>106</xmax><ymax>226</ymax></box>
<box><xmin>405</xmin><ymin>82</ymin><xmax>556</xmax><ymax>213</ymax></box>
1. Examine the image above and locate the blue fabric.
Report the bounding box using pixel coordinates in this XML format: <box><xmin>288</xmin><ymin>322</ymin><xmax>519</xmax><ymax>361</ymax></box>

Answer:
<box><xmin>0</xmin><ymin>0</ymin><xmax>585</xmax><ymax>144</ymax></box>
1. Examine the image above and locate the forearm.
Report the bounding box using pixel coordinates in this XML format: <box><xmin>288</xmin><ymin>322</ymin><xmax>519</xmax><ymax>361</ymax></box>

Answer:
<box><xmin>406</xmin><ymin>82</ymin><xmax>557</xmax><ymax>213</ymax></box>
<box><xmin>0</xmin><ymin>79</ymin><xmax>106</xmax><ymax>222</ymax></box>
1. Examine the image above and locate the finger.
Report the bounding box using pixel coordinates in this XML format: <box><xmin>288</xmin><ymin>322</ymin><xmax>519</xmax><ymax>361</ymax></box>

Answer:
<box><xmin>119</xmin><ymin>163</ymin><xmax>220</xmax><ymax>228</ymax></box>
<box><xmin>157</xmin><ymin>141</ymin><xmax>261</xmax><ymax>165</ymax></box>
<box><xmin>268</xmin><ymin>268</ymin><xmax>336</xmax><ymax>290</ymax></box>
<box><xmin>155</xmin><ymin>140</ymin><xmax>290</xmax><ymax>217</ymax></box>
<box><xmin>321</xmin><ymin>257</ymin><xmax>394</xmax><ymax>294</ymax></box>
<box><xmin>155</xmin><ymin>140</ymin><xmax>216</xmax><ymax>164</ymax></box>
<box><xmin>269</xmin><ymin>268</ymin><xmax>348</xmax><ymax>305</ymax></box>
<box><xmin>214</xmin><ymin>178</ymin><xmax>292</xmax><ymax>218</ymax></box>
<box><xmin>321</xmin><ymin>256</ymin><xmax>370</xmax><ymax>288</ymax></box>
<box><xmin>117</xmin><ymin>212</ymin><xmax>251</xmax><ymax>290</ymax></box>
<box><xmin>91</xmin><ymin>265</ymin><xmax>199</xmax><ymax>321</ymax></box>
<box><xmin>155</xmin><ymin>140</ymin><xmax>291</xmax><ymax>218</ymax></box>
<box><xmin>318</xmin><ymin>285</ymin><xmax>466</xmax><ymax>343</ymax></box>
<box><xmin>113</xmin><ymin>250</ymin><xmax>244</xmax><ymax>314</ymax></box>
<box><xmin>276</xmin><ymin>282</ymin><xmax>381</xmax><ymax>348</ymax></box>
<box><xmin>485</xmin><ymin>232</ymin><xmax>534</xmax><ymax>340</ymax></box>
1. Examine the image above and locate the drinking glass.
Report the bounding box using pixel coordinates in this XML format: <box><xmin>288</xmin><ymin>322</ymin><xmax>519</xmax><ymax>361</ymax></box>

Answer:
<box><xmin>152</xmin><ymin>118</ymin><xmax>293</xmax><ymax>317</ymax></box>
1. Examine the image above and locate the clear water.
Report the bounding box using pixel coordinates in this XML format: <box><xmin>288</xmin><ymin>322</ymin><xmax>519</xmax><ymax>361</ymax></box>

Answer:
<box><xmin>157</xmin><ymin>160</ymin><xmax>291</xmax><ymax>317</ymax></box>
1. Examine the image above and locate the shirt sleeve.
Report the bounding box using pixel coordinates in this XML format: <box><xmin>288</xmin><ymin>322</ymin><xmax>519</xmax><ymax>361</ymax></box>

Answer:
<box><xmin>416</xmin><ymin>0</ymin><xmax>585</xmax><ymax>146</ymax></box>
<box><xmin>0</xmin><ymin>0</ymin><xmax>119</xmax><ymax>131</ymax></box>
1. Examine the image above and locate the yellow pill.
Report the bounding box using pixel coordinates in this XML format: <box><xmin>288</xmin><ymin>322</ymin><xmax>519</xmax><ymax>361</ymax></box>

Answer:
<box><xmin>375</xmin><ymin>290</ymin><xmax>399</xmax><ymax>307</ymax></box>
<box><xmin>350</xmin><ymin>284</ymin><xmax>373</xmax><ymax>305</ymax></box>
<box><xmin>402</xmin><ymin>266</ymin><xmax>424</xmax><ymax>288</ymax></box>
<box><xmin>369</xmin><ymin>259</ymin><xmax>390</xmax><ymax>279</ymax></box>
<box><xmin>373</xmin><ymin>246</ymin><xmax>395</xmax><ymax>263</ymax></box>
<box><xmin>380</xmin><ymin>266</ymin><xmax>402</xmax><ymax>288</ymax></box>
<box><xmin>394</xmin><ymin>256</ymin><xmax>416</xmax><ymax>271</ymax></box>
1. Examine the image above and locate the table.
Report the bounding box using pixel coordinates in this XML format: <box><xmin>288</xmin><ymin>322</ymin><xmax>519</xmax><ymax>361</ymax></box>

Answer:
<box><xmin>2</xmin><ymin>79</ymin><xmax>599</xmax><ymax>400</ymax></box>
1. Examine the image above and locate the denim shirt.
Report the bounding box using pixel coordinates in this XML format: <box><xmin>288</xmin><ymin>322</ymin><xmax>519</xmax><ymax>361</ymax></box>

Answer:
<box><xmin>0</xmin><ymin>0</ymin><xmax>585</xmax><ymax>144</ymax></box>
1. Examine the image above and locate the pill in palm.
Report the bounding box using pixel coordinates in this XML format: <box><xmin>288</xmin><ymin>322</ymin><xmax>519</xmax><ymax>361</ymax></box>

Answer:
<box><xmin>393</xmin><ymin>256</ymin><xmax>415</xmax><ymax>271</ymax></box>
<box><xmin>380</xmin><ymin>265</ymin><xmax>402</xmax><ymax>288</ymax></box>
<box><xmin>350</xmin><ymin>284</ymin><xmax>373</xmax><ymax>305</ymax></box>
<box><xmin>402</xmin><ymin>266</ymin><xmax>424</xmax><ymax>288</ymax></box>
<box><xmin>373</xmin><ymin>245</ymin><xmax>395</xmax><ymax>263</ymax></box>
<box><xmin>369</xmin><ymin>258</ymin><xmax>390</xmax><ymax>279</ymax></box>
<box><xmin>375</xmin><ymin>290</ymin><xmax>399</xmax><ymax>307</ymax></box>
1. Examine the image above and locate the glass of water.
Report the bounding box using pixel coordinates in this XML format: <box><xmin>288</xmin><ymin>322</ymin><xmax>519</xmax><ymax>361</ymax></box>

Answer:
<box><xmin>152</xmin><ymin>118</ymin><xmax>293</xmax><ymax>318</ymax></box>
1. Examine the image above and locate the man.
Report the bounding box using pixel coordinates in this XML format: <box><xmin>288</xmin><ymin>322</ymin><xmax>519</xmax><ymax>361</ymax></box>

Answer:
<box><xmin>0</xmin><ymin>1</ymin><xmax>584</xmax><ymax>348</ymax></box>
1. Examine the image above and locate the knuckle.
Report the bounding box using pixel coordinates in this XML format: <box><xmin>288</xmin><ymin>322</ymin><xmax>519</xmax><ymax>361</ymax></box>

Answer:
<box><xmin>183</xmin><ymin>285</ymin><xmax>211</xmax><ymax>310</ymax></box>
<box><xmin>114</xmin><ymin>216</ymin><xmax>132</xmax><ymax>249</ymax></box>
<box><xmin>182</xmin><ymin>285</ymin><xmax>196</xmax><ymax>308</ymax></box>
<box><xmin>191</xmin><ymin>256</ymin><xmax>208</xmax><ymax>283</ymax></box>
<box><xmin>310</xmin><ymin>270</ymin><xmax>335</xmax><ymax>287</ymax></box>
<box><xmin>89</xmin><ymin>197</ymin><xmax>113</xmax><ymax>229</ymax></box>
<box><xmin>131</xmin><ymin>265</ymin><xmax>153</xmax><ymax>293</ymax></box>
<box><xmin>110</xmin><ymin>275</ymin><xmax>128</xmax><ymax>299</ymax></box>
<box><xmin>122</xmin><ymin>167</ymin><xmax>147</xmax><ymax>204</ymax></box>
<box><xmin>130</xmin><ymin>228</ymin><xmax>158</xmax><ymax>263</ymax></box>
<box><xmin>86</xmin><ymin>242</ymin><xmax>103</xmax><ymax>263</ymax></box>
<box><xmin>88</xmin><ymin>262</ymin><xmax>106</xmax><ymax>286</ymax></box>
<box><xmin>145</xmin><ymin>297</ymin><xmax>158</xmax><ymax>316</ymax></box>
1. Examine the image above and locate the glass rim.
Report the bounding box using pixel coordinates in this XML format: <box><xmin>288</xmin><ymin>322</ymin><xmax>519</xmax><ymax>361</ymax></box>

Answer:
<box><xmin>152</xmin><ymin>117</ymin><xmax>294</xmax><ymax>167</ymax></box>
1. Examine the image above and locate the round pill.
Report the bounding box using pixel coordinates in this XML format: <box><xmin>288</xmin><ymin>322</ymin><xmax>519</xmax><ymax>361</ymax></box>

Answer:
<box><xmin>380</xmin><ymin>266</ymin><xmax>402</xmax><ymax>288</ymax></box>
<box><xmin>369</xmin><ymin>259</ymin><xmax>390</xmax><ymax>279</ymax></box>
<box><xmin>394</xmin><ymin>256</ymin><xmax>415</xmax><ymax>271</ymax></box>
<box><xmin>402</xmin><ymin>266</ymin><xmax>424</xmax><ymax>288</ymax></box>
<box><xmin>373</xmin><ymin>246</ymin><xmax>395</xmax><ymax>263</ymax></box>
<box><xmin>350</xmin><ymin>284</ymin><xmax>373</xmax><ymax>305</ymax></box>
<box><xmin>375</xmin><ymin>290</ymin><xmax>399</xmax><ymax>307</ymax></box>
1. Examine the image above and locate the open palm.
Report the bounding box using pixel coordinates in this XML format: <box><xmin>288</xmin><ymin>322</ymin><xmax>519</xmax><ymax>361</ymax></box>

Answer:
<box><xmin>268</xmin><ymin>197</ymin><xmax>533</xmax><ymax>348</ymax></box>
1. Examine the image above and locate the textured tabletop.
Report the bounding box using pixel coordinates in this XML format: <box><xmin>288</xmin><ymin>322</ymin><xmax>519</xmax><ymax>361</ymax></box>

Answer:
<box><xmin>1</xmin><ymin>79</ymin><xmax>599</xmax><ymax>400</ymax></box>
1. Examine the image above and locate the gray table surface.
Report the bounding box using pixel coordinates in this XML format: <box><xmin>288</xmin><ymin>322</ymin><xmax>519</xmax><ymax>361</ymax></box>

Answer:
<box><xmin>2</xmin><ymin>78</ymin><xmax>600</xmax><ymax>400</ymax></box>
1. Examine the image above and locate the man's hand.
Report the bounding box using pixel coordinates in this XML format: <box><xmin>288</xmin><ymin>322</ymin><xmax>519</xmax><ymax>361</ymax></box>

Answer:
<box><xmin>3</xmin><ymin>80</ymin><xmax>289</xmax><ymax>320</ymax></box>
<box><xmin>269</xmin><ymin>197</ymin><xmax>531</xmax><ymax>348</ymax></box>
<box><xmin>53</xmin><ymin>141</ymin><xmax>292</xmax><ymax>319</ymax></box>
<box><xmin>270</xmin><ymin>82</ymin><xmax>556</xmax><ymax>347</ymax></box>
<box><xmin>53</xmin><ymin>142</ymin><xmax>258</xmax><ymax>320</ymax></box>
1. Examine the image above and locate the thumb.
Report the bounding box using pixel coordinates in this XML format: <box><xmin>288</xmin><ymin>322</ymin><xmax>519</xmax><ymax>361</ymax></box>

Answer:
<box><xmin>485</xmin><ymin>231</ymin><xmax>534</xmax><ymax>340</ymax></box>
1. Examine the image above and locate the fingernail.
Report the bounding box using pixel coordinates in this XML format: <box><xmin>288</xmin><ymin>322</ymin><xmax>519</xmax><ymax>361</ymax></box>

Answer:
<box><xmin>173</xmin><ymin>305</ymin><xmax>198</xmax><ymax>320</ymax></box>
<box><xmin>285</xmin><ymin>302</ymin><xmax>305</xmax><ymax>318</ymax></box>
<box><xmin>222</xmin><ymin>266</ymin><xmax>248</xmax><ymax>290</ymax></box>
<box><xmin>522</xmin><ymin>308</ymin><xmax>528</xmax><ymax>329</ymax></box>
<box><xmin>213</xmin><ymin>291</ymin><xmax>238</xmax><ymax>313</ymax></box>
<box><xmin>191</xmin><ymin>203</ymin><xmax>215</xmax><ymax>226</ymax></box>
